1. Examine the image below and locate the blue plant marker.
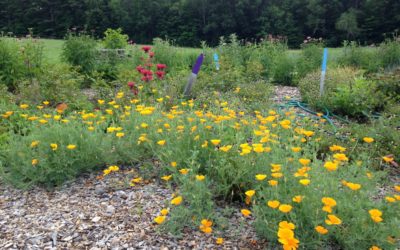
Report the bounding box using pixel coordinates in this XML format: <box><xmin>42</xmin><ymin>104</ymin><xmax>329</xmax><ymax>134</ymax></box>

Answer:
<box><xmin>184</xmin><ymin>53</ymin><xmax>204</xmax><ymax>97</ymax></box>
<box><xmin>320</xmin><ymin>48</ymin><xmax>328</xmax><ymax>96</ymax></box>
<box><xmin>213</xmin><ymin>53</ymin><xmax>220</xmax><ymax>70</ymax></box>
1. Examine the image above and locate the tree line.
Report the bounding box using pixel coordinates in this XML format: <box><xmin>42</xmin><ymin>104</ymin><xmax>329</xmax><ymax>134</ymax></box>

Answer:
<box><xmin>0</xmin><ymin>0</ymin><xmax>399</xmax><ymax>47</ymax></box>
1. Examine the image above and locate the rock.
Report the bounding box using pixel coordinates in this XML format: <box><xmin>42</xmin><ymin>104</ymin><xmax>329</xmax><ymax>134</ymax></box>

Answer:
<box><xmin>91</xmin><ymin>216</ymin><xmax>101</xmax><ymax>223</ymax></box>
<box><xmin>106</xmin><ymin>205</ymin><xmax>115</xmax><ymax>215</ymax></box>
<box><xmin>116</xmin><ymin>191</ymin><xmax>128</xmax><ymax>200</ymax></box>
<box><xmin>95</xmin><ymin>186</ymin><xmax>105</xmax><ymax>195</ymax></box>
<box><xmin>61</xmin><ymin>236</ymin><xmax>72</xmax><ymax>242</ymax></box>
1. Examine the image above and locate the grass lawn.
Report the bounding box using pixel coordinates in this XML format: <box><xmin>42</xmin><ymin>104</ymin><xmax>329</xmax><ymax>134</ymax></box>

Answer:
<box><xmin>40</xmin><ymin>39</ymin><xmax>64</xmax><ymax>63</ymax></box>
<box><xmin>4</xmin><ymin>37</ymin><xmax>376</xmax><ymax>67</ymax></box>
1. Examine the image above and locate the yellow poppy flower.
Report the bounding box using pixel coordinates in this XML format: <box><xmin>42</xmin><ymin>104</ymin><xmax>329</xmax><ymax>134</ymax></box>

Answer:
<box><xmin>255</xmin><ymin>174</ymin><xmax>267</xmax><ymax>181</ymax></box>
<box><xmin>171</xmin><ymin>196</ymin><xmax>183</xmax><ymax>205</ymax></box>
<box><xmin>241</xmin><ymin>209</ymin><xmax>251</xmax><ymax>217</ymax></box>
<box><xmin>278</xmin><ymin>204</ymin><xmax>293</xmax><ymax>213</ymax></box>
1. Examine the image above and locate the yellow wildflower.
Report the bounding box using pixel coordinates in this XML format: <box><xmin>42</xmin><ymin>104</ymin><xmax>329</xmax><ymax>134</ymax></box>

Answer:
<box><xmin>241</xmin><ymin>209</ymin><xmax>251</xmax><ymax>217</ymax></box>
<box><xmin>299</xmin><ymin>179</ymin><xmax>310</xmax><ymax>186</ymax></box>
<box><xmin>255</xmin><ymin>174</ymin><xmax>267</xmax><ymax>181</ymax></box>
<box><xmin>160</xmin><ymin>209</ymin><xmax>169</xmax><ymax>216</ymax></box>
<box><xmin>267</xmin><ymin>200</ymin><xmax>280</xmax><ymax>209</ymax></box>
<box><xmin>157</xmin><ymin>140</ymin><xmax>166</xmax><ymax>146</ymax></box>
<box><xmin>161</xmin><ymin>175</ymin><xmax>172</xmax><ymax>181</ymax></box>
<box><xmin>369</xmin><ymin>209</ymin><xmax>383</xmax><ymax>223</ymax></box>
<box><xmin>279</xmin><ymin>204</ymin><xmax>292</xmax><ymax>213</ymax></box>
<box><xmin>363</xmin><ymin>137</ymin><xmax>374</xmax><ymax>143</ymax></box>
<box><xmin>210</xmin><ymin>139</ymin><xmax>221</xmax><ymax>146</ymax></box>
<box><xmin>292</xmin><ymin>196</ymin><xmax>304</xmax><ymax>203</ymax></box>
<box><xmin>50</xmin><ymin>143</ymin><xmax>58</xmax><ymax>151</ymax></box>
<box><xmin>67</xmin><ymin>144</ymin><xmax>76</xmax><ymax>150</ymax></box>
<box><xmin>385</xmin><ymin>196</ymin><xmax>396</xmax><ymax>203</ymax></box>
<box><xmin>32</xmin><ymin>159</ymin><xmax>38</xmax><ymax>166</ymax></box>
<box><xmin>329</xmin><ymin>145</ymin><xmax>346</xmax><ymax>152</ymax></box>
<box><xmin>324</xmin><ymin>161</ymin><xmax>338</xmax><ymax>171</ymax></box>
<box><xmin>116</xmin><ymin>132</ymin><xmax>125</xmax><ymax>138</ymax></box>
<box><xmin>315</xmin><ymin>225</ymin><xmax>328</xmax><ymax>235</ymax></box>
<box><xmin>154</xmin><ymin>216</ymin><xmax>166</xmax><ymax>224</ymax></box>
<box><xmin>171</xmin><ymin>196</ymin><xmax>183</xmax><ymax>205</ymax></box>
<box><xmin>299</xmin><ymin>158</ymin><xmax>311</xmax><ymax>166</ymax></box>
<box><xmin>333</xmin><ymin>153</ymin><xmax>349</xmax><ymax>162</ymax></box>
<box><xmin>245</xmin><ymin>190</ymin><xmax>255</xmax><ymax>197</ymax></box>
<box><xmin>179</xmin><ymin>168</ymin><xmax>189</xmax><ymax>175</ymax></box>
<box><xmin>291</xmin><ymin>147</ymin><xmax>301</xmax><ymax>152</ymax></box>
<box><xmin>31</xmin><ymin>141</ymin><xmax>40</xmax><ymax>148</ymax></box>
<box><xmin>325</xmin><ymin>214</ymin><xmax>342</xmax><ymax>225</ymax></box>
<box><xmin>269</xmin><ymin>180</ymin><xmax>278</xmax><ymax>186</ymax></box>
<box><xmin>220</xmin><ymin>145</ymin><xmax>232</xmax><ymax>152</ymax></box>
<box><xmin>196</xmin><ymin>175</ymin><xmax>205</xmax><ymax>181</ymax></box>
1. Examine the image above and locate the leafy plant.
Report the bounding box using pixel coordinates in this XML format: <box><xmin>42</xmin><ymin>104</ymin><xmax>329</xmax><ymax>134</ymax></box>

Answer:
<box><xmin>102</xmin><ymin>28</ymin><xmax>128</xmax><ymax>50</ymax></box>
<box><xmin>62</xmin><ymin>32</ymin><xmax>98</xmax><ymax>74</ymax></box>
<box><xmin>299</xmin><ymin>67</ymin><xmax>385</xmax><ymax>118</ymax></box>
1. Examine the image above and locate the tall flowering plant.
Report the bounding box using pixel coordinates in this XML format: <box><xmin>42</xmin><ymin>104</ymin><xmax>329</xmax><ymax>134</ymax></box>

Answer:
<box><xmin>127</xmin><ymin>46</ymin><xmax>167</xmax><ymax>101</ymax></box>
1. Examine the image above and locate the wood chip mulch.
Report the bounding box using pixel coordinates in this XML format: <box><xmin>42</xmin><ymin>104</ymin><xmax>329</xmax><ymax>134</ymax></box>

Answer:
<box><xmin>0</xmin><ymin>171</ymin><xmax>268</xmax><ymax>250</ymax></box>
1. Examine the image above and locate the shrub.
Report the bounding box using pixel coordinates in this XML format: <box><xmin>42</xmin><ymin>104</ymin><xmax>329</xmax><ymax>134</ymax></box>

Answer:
<box><xmin>372</xmin><ymin>67</ymin><xmax>400</xmax><ymax>103</ymax></box>
<box><xmin>20</xmin><ymin>37</ymin><xmax>44</xmax><ymax>80</ymax></box>
<box><xmin>338</xmin><ymin>41</ymin><xmax>380</xmax><ymax>72</ymax></box>
<box><xmin>296</xmin><ymin>39</ymin><xmax>324</xmax><ymax>78</ymax></box>
<box><xmin>273</xmin><ymin>54</ymin><xmax>296</xmax><ymax>85</ymax></box>
<box><xmin>62</xmin><ymin>32</ymin><xmax>98</xmax><ymax>74</ymax></box>
<box><xmin>1</xmin><ymin>121</ymin><xmax>110</xmax><ymax>188</ymax></box>
<box><xmin>17</xmin><ymin>64</ymin><xmax>92</xmax><ymax>110</ymax></box>
<box><xmin>299</xmin><ymin>67</ymin><xmax>385</xmax><ymax>118</ymax></box>
<box><xmin>152</xmin><ymin>38</ymin><xmax>205</xmax><ymax>72</ymax></box>
<box><xmin>379</xmin><ymin>39</ymin><xmax>400</xmax><ymax>70</ymax></box>
<box><xmin>102</xmin><ymin>28</ymin><xmax>128</xmax><ymax>50</ymax></box>
<box><xmin>0</xmin><ymin>37</ymin><xmax>44</xmax><ymax>91</ymax></box>
<box><xmin>0</xmin><ymin>37</ymin><xmax>23</xmax><ymax>91</ymax></box>
<box><xmin>259</xmin><ymin>40</ymin><xmax>288</xmax><ymax>79</ymax></box>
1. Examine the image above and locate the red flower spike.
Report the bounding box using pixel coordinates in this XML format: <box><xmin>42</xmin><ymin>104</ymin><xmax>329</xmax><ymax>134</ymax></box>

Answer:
<box><xmin>157</xmin><ymin>64</ymin><xmax>167</xmax><ymax>70</ymax></box>
<box><xmin>141</xmin><ymin>46</ymin><xmax>151</xmax><ymax>53</ymax></box>
<box><xmin>136</xmin><ymin>65</ymin><xmax>144</xmax><ymax>73</ymax></box>
<box><xmin>149</xmin><ymin>51</ymin><xmax>155</xmax><ymax>58</ymax></box>
<box><xmin>156</xmin><ymin>71</ymin><xmax>165</xmax><ymax>79</ymax></box>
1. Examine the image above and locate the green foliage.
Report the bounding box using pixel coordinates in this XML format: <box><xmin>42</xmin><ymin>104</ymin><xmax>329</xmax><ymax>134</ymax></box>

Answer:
<box><xmin>102</xmin><ymin>28</ymin><xmax>128</xmax><ymax>49</ymax></box>
<box><xmin>0</xmin><ymin>37</ymin><xmax>23</xmax><ymax>91</ymax></box>
<box><xmin>17</xmin><ymin>64</ymin><xmax>92</xmax><ymax>110</ymax></box>
<box><xmin>296</xmin><ymin>40</ymin><xmax>323</xmax><ymax>79</ymax></box>
<box><xmin>273</xmin><ymin>54</ymin><xmax>296</xmax><ymax>86</ymax></box>
<box><xmin>253</xmin><ymin>155</ymin><xmax>397</xmax><ymax>250</ymax></box>
<box><xmin>338</xmin><ymin>41</ymin><xmax>380</xmax><ymax>72</ymax></box>
<box><xmin>163</xmin><ymin>168</ymin><xmax>214</xmax><ymax>234</ymax></box>
<box><xmin>379</xmin><ymin>39</ymin><xmax>400</xmax><ymax>70</ymax></box>
<box><xmin>1</xmin><ymin>0</ymin><xmax>400</xmax><ymax>48</ymax></box>
<box><xmin>62</xmin><ymin>32</ymin><xmax>98</xmax><ymax>74</ymax></box>
<box><xmin>335</xmin><ymin>8</ymin><xmax>360</xmax><ymax>40</ymax></box>
<box><xmin>372</xmin><ymin>68</ymin><xmax>400</xmax><ymax>103</ymax></box>
<box><xmin>259</xmin><ymin>40</ymin><xmax>288</xmax><ymax>79</ymax></box>
<box><xmin>0</xmin><ymin>37</ymin><xmax>44</xmax><ymax>91</ymax></box>
<box><xmin>299</xmin><ymin>67</ymin><xmax>386</xmax><ymax>118</ymax></box>
<box><xmin>338</xmin><ymin>39</ymin><xmax>400</xmax><ymax>72</ymax></box>
<box><xmin>1</xmin><ymin>121</ymin><xmax>109</xmax><ymax>188</ymax></box>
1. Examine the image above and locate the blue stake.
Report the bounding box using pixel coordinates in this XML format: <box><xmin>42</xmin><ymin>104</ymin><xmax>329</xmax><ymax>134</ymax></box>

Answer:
<box><xmin>213</xmin><ymin>53</ymin><xmax>220</xmax><ymax>70</ymax></box>
<box><xmin>320</xmin><ymin>48</ymin><xmax>328</xmax><ymax>97</ymax></box>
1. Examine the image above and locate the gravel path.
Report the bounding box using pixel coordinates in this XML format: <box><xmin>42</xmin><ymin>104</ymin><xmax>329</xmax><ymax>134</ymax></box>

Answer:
<box><xmin>0</xmin><ymin>170</ymin><xmax>267</xmax><ymax>250</ymax></box>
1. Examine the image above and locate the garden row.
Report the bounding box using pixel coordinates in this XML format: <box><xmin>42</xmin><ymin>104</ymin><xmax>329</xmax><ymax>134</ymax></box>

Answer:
<box><xmin>0</xmin><ymin>30</ymin><xmax>399</xmax><ymax>249</ymax></box>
